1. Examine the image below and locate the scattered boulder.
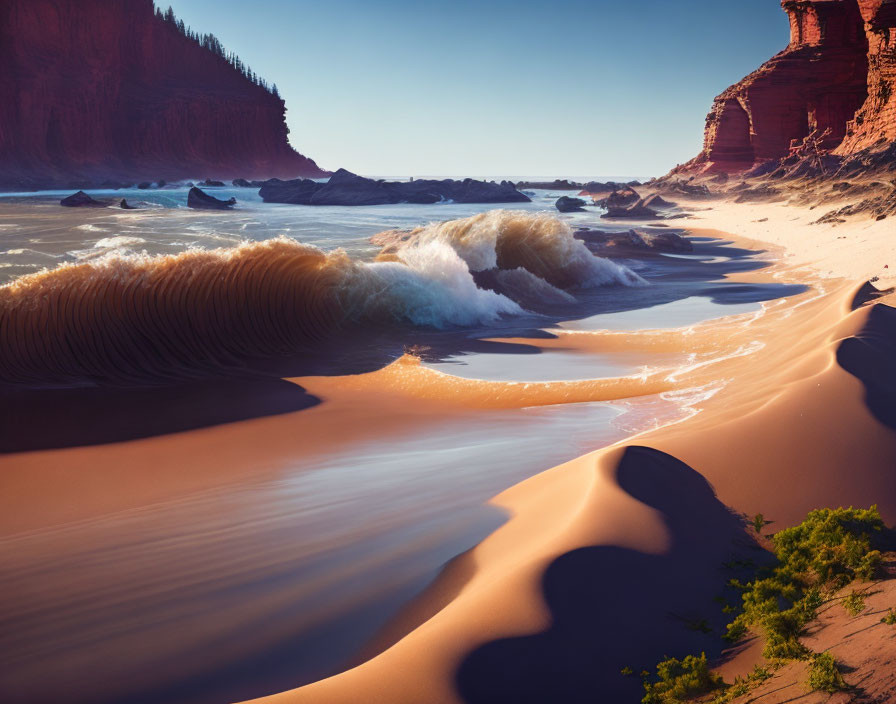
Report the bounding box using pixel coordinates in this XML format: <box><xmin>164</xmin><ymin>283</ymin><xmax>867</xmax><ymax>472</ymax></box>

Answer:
<box><xmin>202</xmin><ymin>179</ymin><xmax>226</xmax><ymax>187</ymax></box>
<box><xmin>594</xmin><ymin>187</ymin><xmax>640</xmax><ymax>208</ymax></box>
<box><xmin>137</xmin><ymin>181</ymin><xmax>152</xmax><ymax>189</ymax></box>
<box><xmin>575</xmin><ymin>228</ymin><xmax>692</xmax><ymax>253</ymax></box>
<box><xmin>157</xmin><ymin>180</ymin><xmax>167</xmax><ymax>188</ymax></box>
<box><xmin>60</xmin><ymin>191</ymin><xmax>106</xmax><ymax>207</ymax></box>
<box><xmin>119</xmin><ymin>199</ymin><xmax>138</xmax><ymax>210</ymax></box>
<box><xmin>259</xmin><ymin>169</ymin><xmax>531</xmax><ymax>206</ymax></box>
<box><xmin>232</xmin><ymin>178</ymin><xmax>263</xmax><ymax>188</ymax></box>
<box><xmin>188</xmin><ymin>187</ymin><xmax>236</xmax><ymax>210</ymax></box>
<box><xmin>601</xmin><ymin>197</ymin><xmax>661</xmax><ymax>219</ymax></box>
<box><xmin>555</xmin><ymin>196</ymin><xmax>587</xmax><ymax>212</ymax></box>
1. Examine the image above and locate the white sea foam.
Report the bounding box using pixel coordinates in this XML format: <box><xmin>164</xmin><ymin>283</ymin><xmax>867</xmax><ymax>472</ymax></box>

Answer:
<box><xmin>94</xmin><ymin>236</ymin><xmax>147</xmax><ymax>249</ymax></box>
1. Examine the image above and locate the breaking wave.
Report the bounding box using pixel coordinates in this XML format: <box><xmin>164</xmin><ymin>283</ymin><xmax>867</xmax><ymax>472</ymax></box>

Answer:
<box><xmin>0</xmin><ymin>210</ymin><xmax>644</xmax><ymax>385</ymax></box>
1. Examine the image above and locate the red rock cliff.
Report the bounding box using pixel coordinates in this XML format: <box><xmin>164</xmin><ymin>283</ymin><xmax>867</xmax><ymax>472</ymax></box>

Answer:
<box><xmin>0</xmin><ymin>0</ymin><xmax>327</xmax><ymax>188</ymax></box>
<box><xmin>689</xmin><ymin>0</ymin><xmax>896</xmax><ymax>173</ymax></box>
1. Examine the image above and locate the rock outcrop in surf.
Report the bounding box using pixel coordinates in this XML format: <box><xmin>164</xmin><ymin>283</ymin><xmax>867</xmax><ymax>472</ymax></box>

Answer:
<box><xmin>188</xmin><ymin>187</ymin><xmax>237</xmax><ymax>210</ymax></box>
<box><xmin>555</xmin><ymin>196</ymin><xmax>587</xmax><ymax>212</ymax></box>
<box><xmin>259</xmin><ymin>169</ymin><xmax>531</xmax><ymax>205</ymax></box>
<box><xmin>679</xmin><ymin>0</ymin><xmax>896</xmax><ymax>174</ymax></box>
<box><xmin>0</xmin><ymin>0</ymin><xmax>327</xmax><ymax>189</ymax></box>
<box><xmin>60</xmin><ymin>191</ymin><xmax>106</xmax><ymax>208</ymax></box>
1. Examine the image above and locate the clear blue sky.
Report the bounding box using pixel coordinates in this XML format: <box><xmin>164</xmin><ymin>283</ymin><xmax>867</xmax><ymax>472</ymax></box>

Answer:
<box><xmin>164</xmin><ymin>0</ymin><xmax>788</xmax><ymax>180</ymax></box>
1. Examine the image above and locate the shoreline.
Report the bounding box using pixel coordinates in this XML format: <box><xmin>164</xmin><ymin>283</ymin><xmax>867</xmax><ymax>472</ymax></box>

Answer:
<box><xmin>243</xmin><ymin>199</ymin><xmax>896</xmax><ymax>703</ymax></box>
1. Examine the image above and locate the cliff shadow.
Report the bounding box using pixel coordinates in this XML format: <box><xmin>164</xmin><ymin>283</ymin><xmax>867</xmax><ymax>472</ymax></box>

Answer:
<box><xmin>455</xmin><ymin>446</ymin><xmax>759</xmax><ymax>704</ymax></box>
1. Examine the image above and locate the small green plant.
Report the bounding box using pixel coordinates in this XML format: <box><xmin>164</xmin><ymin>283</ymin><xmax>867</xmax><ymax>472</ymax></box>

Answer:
<box><xmin>842</xmin><ymin>590</ymin><xmax>866</xmax><ymax>617</ymax></box>
<box><xmin>641</xmin><ymin>653</ymin><xmax>724</xmax><ymax>704</ymax></box>
<box><xmin>712</xmin><ymin>664</ymin><xmax>774</xmax><ymax>703</ymax></box>
<box><xmin>752</xmin><ymin>513</ymin><xmax>768</xmax><ymax>534</ymax></box>
<box><xmin>807</xmin><ymin>652</ymin><xmax>846</xmax><ymax>693</ymax></box>
<box><xmin>621</xmin><ymin>666</ymin><xmax>634</xmax><ymax>676</ymax></box>
<box><xmin>881</xmin><ymin>608</ymin><xmax>896</xmax><ymax>625</ymax></box>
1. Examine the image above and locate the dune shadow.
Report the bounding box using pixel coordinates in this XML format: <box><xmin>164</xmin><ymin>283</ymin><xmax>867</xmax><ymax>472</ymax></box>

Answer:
<box><xmin>0</xmin><ymin>377</ymin><xmax>321</xmax><ymax>453</ymax></box>
<box><xmin>455</xmin><ymin>446</ymin><xmax>757</xmax><ymax>704</ymax></box>
<box><xmin>836</xmin><ymin>303</ymin><xmax>896</xmax><ymax>429</ymax></box>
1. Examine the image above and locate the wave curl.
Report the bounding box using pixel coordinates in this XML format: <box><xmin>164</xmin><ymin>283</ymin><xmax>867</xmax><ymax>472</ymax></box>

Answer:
<box><xmin>0</xmin><ymin>211</ymin><xmax>644</xmax><ymax>385</ymax></box>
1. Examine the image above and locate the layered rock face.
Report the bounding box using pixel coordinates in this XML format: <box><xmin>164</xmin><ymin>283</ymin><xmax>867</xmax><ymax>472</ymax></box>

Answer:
<box><xmin>0</xmin><ymin>0</ymin><xmax>326</xmax><ymax>188</ymax></box>
<box><xmin>839</xmin><ymin>0</ymin><xmax>896</xmax><ymax>151</ymax></box>
<box><xmin>691</xmin><ymin>0</ymin><xmax>896</xmax><ymax>173</ymax></box>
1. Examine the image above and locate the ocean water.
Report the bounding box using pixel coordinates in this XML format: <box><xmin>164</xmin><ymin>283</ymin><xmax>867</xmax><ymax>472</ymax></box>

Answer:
<box><xmin>0</xmin><ymin>186</ymin><xmax>608</xmax><ymax>282</ymax></box>
<box><xmin>0</xmin><ymin>189</ymin><xmax>807</xmax><ymax>703</ymax></box>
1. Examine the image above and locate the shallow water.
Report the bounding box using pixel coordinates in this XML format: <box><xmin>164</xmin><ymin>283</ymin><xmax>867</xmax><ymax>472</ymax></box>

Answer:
<box><xmin>0</xmin><ymin>194</ymin><xmax>806</xmax><ymax>703</ymax></box>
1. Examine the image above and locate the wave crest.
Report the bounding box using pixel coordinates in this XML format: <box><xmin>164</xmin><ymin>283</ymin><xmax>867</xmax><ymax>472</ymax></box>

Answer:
<box><xmin>1</xmin><ymin>212</ymin><xmax>645</xmax><ymax>385</ymax></box>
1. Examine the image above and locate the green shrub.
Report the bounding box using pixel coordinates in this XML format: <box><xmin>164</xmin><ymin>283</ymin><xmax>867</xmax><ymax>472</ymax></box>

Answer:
<box><xmin>772</xmin><ymin>506</ymin><xmax>884</xmax><ymax>588</ymax></box>
<box><xmin>842</xmin><ymin>590</ymin><xmax>866</xmax><ymax>617</ymax></box>
<box><xmin>881</xmin><ymin>608</ymin><xmax>896</xmax><ymax>625</ymax></box>
<box><xmin>642</xmin><ymin>653</ymin><xmax>723</xmax><ymax>704</ymax></box>
<box><xmin>724</xmin><ymin>507</ymin><xmax>885</xmax><ymax>657</ymax></box>
<box><xmin>621</xmin><ymin>666</ymin><xmax>634</xmax><ymax>676</ymax></box>
<box><xmin>807</xmin><ymin>652</ymin><xmax>846</xmax><ymax>693</ymax></box>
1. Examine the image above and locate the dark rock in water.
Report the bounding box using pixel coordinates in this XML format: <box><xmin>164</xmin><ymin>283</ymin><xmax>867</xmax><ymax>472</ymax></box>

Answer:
<box><xmin>120</xmin><ymin>198</ymin><xmax>138</xmax><ymax>210</ymax></box>
<box><xmin>137</xmin><ymin>181</ymin><xmax>152</xmax><ymax>189</ymax></box>
<box><xmin>575</xmin><ymin>228</ymin><xmax>692</xmax><ymax>253</ymax></box>
<box><xmin>259</xmin><ymin>169</ymin><xmax>531</xmax><ymax>206</ymax></box>
<box><xmin>202</xmin><ymin>179</ymin><xmax>226</xmax><ymax>187</ymax></box>
<box><xmin>157</xmin><ymin>180</ymin><xmax>167</xmax><ymax>188</ymax></box>
<box><xmin>188</xmin><ymin>187</ymin><xmax>236</xmax><ymax>210</ymax></box>
<box><xmin>555</xmin><ymin>196</ymin><xmax>587</xmax><ymax>212</ymax></box>
<box><xmin>516</xmin><ymin>179</ymin><xmax>583</xmax><ymax>190</ymax></box>
<box><xmin>60</xmin><ymin>190</ymin><xmax>105</xmax><ymax>207</ymax></box>
<box><xmin>258</xmin><ymin>177</ymin><xmax>322</xmax><ymax>204</ymax></box>
<box><xmin>311</xmin><ymin>169</ymin><xmax>394</xmax><ymax>205</ymax></box>
<box><xmin>232</xmin><ymin>178</ymin><xmax>265</xmax><ymax>188</ymax></box>
<box><xmin>601</xmin><ymin>197</ymin><xmax>661</xmax><ymax>219</ymax></box>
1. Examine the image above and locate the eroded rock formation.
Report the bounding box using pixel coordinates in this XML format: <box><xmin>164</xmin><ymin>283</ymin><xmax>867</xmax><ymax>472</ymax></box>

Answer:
<box><xmin>0</xmin><ymin>0</ymin><xmax>327</xmax><ymax>189</ymax></box>
<box><xmin>684</xmin><ymin>0</ymin><xmax>896</xmax><ymax>173</ymax></box>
